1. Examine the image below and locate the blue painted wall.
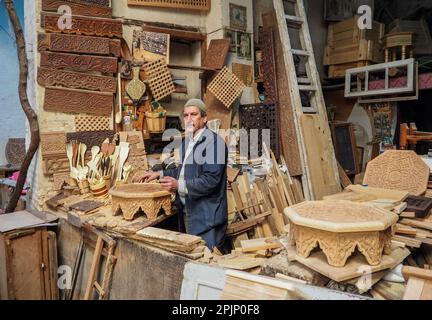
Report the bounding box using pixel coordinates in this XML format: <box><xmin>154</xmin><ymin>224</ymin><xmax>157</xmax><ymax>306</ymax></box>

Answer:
<box><xmin>0</xmin><ymin>0</ymin><xmax>26</xmax><ymax>165</ymax></box>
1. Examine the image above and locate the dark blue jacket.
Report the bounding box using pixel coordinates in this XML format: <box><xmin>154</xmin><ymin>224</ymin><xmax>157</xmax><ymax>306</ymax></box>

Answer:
<box><xmin>163</xmin><ymin>128</ymin><xmax>228</xmax><ymax>249</ymax></box>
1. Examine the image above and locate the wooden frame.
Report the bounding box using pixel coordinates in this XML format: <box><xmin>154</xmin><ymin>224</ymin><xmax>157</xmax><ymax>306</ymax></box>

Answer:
<box><xmin>127</xmin><ymin>0</ymin><xmax>210</xmax><ymax>12</ymax></box>
<box><xmin>229</xmin><ymin>3</ymin><xmax>247</xmax><ymax>31</ymax></box>
<box><xmin>331</xmin><ymin>122</ymin><xmax>359</xmax><ymax>175</ymax></box>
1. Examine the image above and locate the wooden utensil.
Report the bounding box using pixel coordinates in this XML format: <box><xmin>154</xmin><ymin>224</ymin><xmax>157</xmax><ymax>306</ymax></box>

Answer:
<box><xmin>80</xmin><ymin>143</ymin><xmax>87</xmax><ymax>167</ymax></box>
<box><xmin>117</xmin><ymin>142</ymin><xmax>130</xmax><ymax>181</ymax></box>
<box><xmin>66</xmin><ymin>143</ymin><xmax>73</xmax><ymax>170</ymax></box>
<box><xmin>126</xmin><ymin>66</ymin><xmax>146</xmax><ymax>102</ymax></box>
<box><xmin>110</xmin><ymin>146</ymin><xmax>120</xmax><ymax>180</ymax></box>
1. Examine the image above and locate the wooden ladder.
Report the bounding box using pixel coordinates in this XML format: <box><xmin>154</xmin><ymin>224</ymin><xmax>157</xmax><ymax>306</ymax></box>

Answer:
<box><xmin>273</xmin><ymin>0</ymin><xmax>340</xmax><ymax>200</ymax></box>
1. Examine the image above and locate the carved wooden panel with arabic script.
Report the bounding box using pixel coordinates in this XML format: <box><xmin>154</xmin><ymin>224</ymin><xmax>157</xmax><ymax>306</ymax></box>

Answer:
<box><xmin>38</xmin><ymin>67</ymin><xmax>117</xmax><ymax>93</ymax></box>
<box><xmin>40</xmin><ymin>51</ymin><xmax>118</xmax><ymax>73</ymax></box>
<box><xmin>38</xmin><ymin>33</ymin><xmax>121</xmax><ymax>56</ymax></box>
<box><xmin>42</xmin><ymin>13</ymin><xmax>123</xmax><ymax>38</ymax></box>
<box><xmin>44</xmin><ymin>87</ymin><xmax>113</xmax><ymax>115</ymax></box>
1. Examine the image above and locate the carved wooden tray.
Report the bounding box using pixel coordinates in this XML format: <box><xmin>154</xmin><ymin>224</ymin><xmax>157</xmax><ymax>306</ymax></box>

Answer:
<box><xmin>109</xmin><ymin>183</ymin><xmax>172</xmax><ymax>221</ymax></box>
<box><xmin>285</xmin><ymin>201</ymin><xmax>398</xmax><ymax>267</ymax></box>
<box><xmin>363</xmin><ymin>150</ymin><xmax>430</xmax><ymax>196</ymax></box>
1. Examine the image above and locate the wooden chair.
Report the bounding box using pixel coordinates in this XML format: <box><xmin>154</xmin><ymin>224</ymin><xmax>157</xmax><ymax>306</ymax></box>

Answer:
<box><xmin>400</xmin><ymin>123</ymin><xmax>432</xmax><ymax>151</ymax></box>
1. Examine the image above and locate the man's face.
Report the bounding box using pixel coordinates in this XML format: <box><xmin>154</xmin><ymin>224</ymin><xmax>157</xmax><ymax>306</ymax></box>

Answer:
<box><xmin>183</xmin><ymin>106</ymin><xmax>207</xmax><ymax>135</ymax></box>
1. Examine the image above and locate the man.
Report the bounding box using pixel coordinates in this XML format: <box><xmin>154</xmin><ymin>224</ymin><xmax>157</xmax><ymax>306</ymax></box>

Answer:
<box><xmin>134</xmin><ymin>99</ymin><xmax>228</xmax><ymax>250</ymax></box>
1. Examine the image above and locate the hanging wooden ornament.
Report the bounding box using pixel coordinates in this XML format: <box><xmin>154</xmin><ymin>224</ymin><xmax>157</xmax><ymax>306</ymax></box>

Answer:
<box><xmin>126</xmin><ymin>66</ymin><xmax>146</xmax><ymax>102</ymax></box>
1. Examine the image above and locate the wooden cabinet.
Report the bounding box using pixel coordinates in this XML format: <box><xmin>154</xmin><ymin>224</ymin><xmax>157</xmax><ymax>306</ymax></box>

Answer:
<box><xmin>0</xmin><ymin>227</ymin><xmax>58</xmax><ymax>300</ymax></box>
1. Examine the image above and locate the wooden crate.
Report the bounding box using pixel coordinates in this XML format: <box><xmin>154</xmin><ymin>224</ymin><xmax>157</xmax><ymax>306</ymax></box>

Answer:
<box><xmin>324</xmin><ymin>16</ymin><xmax>384</xmax><ymax>66</ymax></box>
<box><xmin>388</xmin><ymin>18</ymin><xmax>432</xmax><ymax>56</ymax></box>
<box><xmin>327</xmin><ymin>60</ymin><xmax>371</xmax><ymax>79</ymax></box>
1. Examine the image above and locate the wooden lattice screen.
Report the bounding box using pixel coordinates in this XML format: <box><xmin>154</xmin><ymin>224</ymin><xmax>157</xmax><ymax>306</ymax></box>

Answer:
<box><xmin>127</xmin><ymin>0</ymin><xmax>210</xmax><ymax>11</ymax></box>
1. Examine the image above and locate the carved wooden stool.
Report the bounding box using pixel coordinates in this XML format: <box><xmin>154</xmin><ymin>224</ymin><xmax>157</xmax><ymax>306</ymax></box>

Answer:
<box><xmin>382</xmin><ymin>32</ymin><xmax>415</xmax><ymax>62</ymax></box>
<box><xmin>284</xmin><ymin>201</ymin><xmax>398</xmax><ymax>267</ymax></box>
<box><xmin>109</xmin><ymin>183</ymin><xmax>172</xmax><ymax>221</ymax></box>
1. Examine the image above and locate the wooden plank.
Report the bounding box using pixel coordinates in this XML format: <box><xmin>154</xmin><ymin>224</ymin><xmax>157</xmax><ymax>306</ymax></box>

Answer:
<box><xmin>337</xmin><ymin>161</ymin><xmax>352</xmax><ymax>188</ymax></box>
<box><xmin>262</xmin><ymin>11</ymin><xmax>302</xmax><ymax>176</ymax></box>
<box><xmin>295</xmin><ymin>246</ymin><xmax>410</xmax><ymax>282</ymax></box>
<box><xmin>44</xmin><ymin>86</ymin><xmax>113</xmax><ymax>115</ymax></box>
<box><xmin>136</xmin><ymin>227</ymin><xmax>202</xmax><ymax>247</ymax></box>
<box><xmin>128</xmin><ymin>0</ymin><xmax>210</xmax><ymax>12</ymax></box>
<box><xmin>42</xmin><ymin>0</ymin><xmax>112</xmax><ymax>18</ymax></box>
<box><xmin>41</xmin><ymin>12</ymin><xmax>123</xmax><ymax>38</ymax></box>
<box><xmin>38</xmin><ymin>33</ymin><xmax>121</xmax><ymax>56</ymax></box>
<box><xmin>84</xmin><ymin>236</ymin><xmax>104</xmax><ymax>300</ymax></box>
<box><xmin>40</xmin><ymin>51</ymin><xmax>118</xmax><ymax>73</ymax></box>
<box><xmin>392</xmin><ymin>235</ymin><xmax>422</xmax><ymax>248</ymax></box>
<box><xmin>38</xmin><ymin>67</ymin><xmax>117</xmax><ymax>93</ymax></box>
<box><xmin>47</xmin><ymin>231</ymin><xmax>59</xmax><ymax>300</ymax></box>
<box><xmin>217</xmin><ymin>255</ymin><xmax>265</xmax><ymax>271</ymax></box>
<box><xmin>400</xmin><ymin>218</ymin><xmax>432</xmax><ymax>232</ymax></box>
<box><xmin>345</xmin><ymin>185</ymin><xmax>409</xmax><ymax>202</ymax></box>
<box><xmin>300</xmin><ymin>114</ymin><xmax>341</xmax><ymax>200</ymax></box>
<box><xmin>240</xmin><ymin>237</ymin><xmax>282</xmax><ymax>253</ymax></box>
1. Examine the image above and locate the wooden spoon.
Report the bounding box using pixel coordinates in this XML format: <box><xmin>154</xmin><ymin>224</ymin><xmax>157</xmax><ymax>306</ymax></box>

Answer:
<box><xmin>117</xmin><ymin>142</ymin><xmax>130</xmax><ymax>181</ymax></box>
<box><xmin>80</xmin><ymin>143</ymin><xmax>87</xmax><ymax>167</ymax></box>
<box><xmin>66</xmin><ymin>143</ymin><xmax>73</xmax><ymax>170</ymax></box>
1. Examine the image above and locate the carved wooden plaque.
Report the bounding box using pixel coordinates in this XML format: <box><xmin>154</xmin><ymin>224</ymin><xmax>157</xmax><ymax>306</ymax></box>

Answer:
<box><xmin>75</xmin><ymin>115</ymin><xmax>111</xmax><ymax>132</ymax></box>
<box><xmin>232</xmin><ymin>63</ymin><xmax>253</xmax><ymax>86</ymax></box>
<box><xmin>262</xmin><ymin>11</ymin><xmax>302</xmax><ymax>176</ymax></box>
<box><xmin>66</xmin><ymin>130</ymin><xmax>115</xmax><ymax>148</ymax></box>
<box><xmin>203</xmin><ymin>39</ymin><xmax>230</xmax><ymax>70</ymax></box>
<box><xmin>43</xmin><ymin>156</ymin><xmax>70</xmax><ymax>175</ymax></box>
<box><xmin>53</xmin><ymin>172</ymin><xmax>71</xmax><ymax>191</ymax></box>
<box><xmin>40</xmin><ymin>51</ymin><xmax>118</xmax><ymax>73</ymax></box>
<box><xmin>38</xmin><ymin>67</ymin><xmax>117</xmax><ymax>93</ymax></box>
<box><xmin>363</xmin><ymin>150</ymin><xmax>430</xmax><ymax>196</ymax></box>
<box><xmin>44</xmin><ymin>87</ymin><xmax>113</xmax><ymax>115</ymax></box>
<box><xmin>5</xmin><ymin>138</ymin><xmax>25</xmax><ymax>166</ymax></box>
<box><xmin>207</xmin><ymin>67</ymin><xmax>245</xmax><ymax>108</ymax></box>
<box><xmin>127</xmin><ymin>0</ymin><xmax>210</xmax><ymax>11</ymax></box>
<box><xmin>74</xmin><ymin>0</ymin><xmax>110</xmax><ymax>6</ymax></box>
<box><xmin>132</xmin><ymin>30</ymin><xmax>170</xmax><ymax>64</ymax></box>
<box><xmin>259</xmin><ymin>27</ymin><xmax>278</xmax><ymax>104</ymax></box>
<box><xmin>40</xmin><ymin>132</ymin><xmax>67</xmax><ymax>160</ymax></box>
<box><xmin>42</xmin><ymin>13</ymin><xmax>123</xmax><ymax>38</ymax></box>
<box><xmin>42</xmin><ymin>0</ymin><xmax>112</xmax><ymax>18</ymax></box>
<box><xmin>38</xmin><ymin>33</ymin><xmax>121</xmax><ymax>57</ymax></box>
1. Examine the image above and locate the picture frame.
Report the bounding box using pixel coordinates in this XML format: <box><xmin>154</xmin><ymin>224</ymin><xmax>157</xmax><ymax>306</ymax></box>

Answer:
<box><xmin>236</xmin><ymin>31</ymin><xmax>252</xmax><ymax>60</ymax></box>
<box><xmin>229</xmin><ymin>3</ymin><xmax>247</xmax><ymax>31</ymax></box>
<box><xmin>223</xmin><ymin>28</ymin><xmax>237</xmax><ymax>53</ymax></box>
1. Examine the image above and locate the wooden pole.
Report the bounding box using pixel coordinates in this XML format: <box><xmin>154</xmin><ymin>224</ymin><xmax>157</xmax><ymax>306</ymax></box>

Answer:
<box><xmin>4</xmin><ymin>0</ymin><xmax>40</xmax><ymax>213</ymax></box>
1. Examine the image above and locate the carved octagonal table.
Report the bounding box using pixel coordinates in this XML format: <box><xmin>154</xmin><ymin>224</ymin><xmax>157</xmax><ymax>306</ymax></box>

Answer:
<box><xmin>109</xmin><ymin>183</ymin><xmax>172</xmax><ymax>221</ymax></box>
<box><xmin>284</xmin><ymin>201</ymin><xmax>399</xmax><ymax>267</ymax></box>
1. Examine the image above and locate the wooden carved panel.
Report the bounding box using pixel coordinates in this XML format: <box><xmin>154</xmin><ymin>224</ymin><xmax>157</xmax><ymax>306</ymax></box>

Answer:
<box><xmin>127</xmin><ymin>0</ymin><xmax>210</xmax><ymax>11</ymax></box>
<box><xmin>203</xmin><ymin>39</ymin><xmax>230</xmax><ymax>70</ymax></box>
<box><xmin>40</xmin><ymin>51</ymin><xmax>118</xmax><ymax>73</ymax></box>
<box><xmin>75</xmin><ymin>115</ymin><xmax>111</xmax><ymax>131</ymax></box>
<box><xmin>42</xmin><ymin>0</ymin><xmax>112</xmax><ymax>18</ymax></box>
<box><xmin>259</xmin><ymin>27</ymin><xmax>278</xmax><ymax>104</ymax></box>
<box><xmin>232</xmin><ymin>63</ymin><xmax>253</xmax><ymax>86</ymax></box>
<box><xmin>66</xmin><ymin>130</ymin><xmax>115</xmax><ymax>148</ymax></box>
<box><xmin>38</xmin><ymin>33</ymin><xmax>121</xmax><ymax>57</ymax></box>
<box><xmin>208</xmin><ymin>67</ymin><xmax>245</xmax><ymax>108</ymax></box>
<box><xmin>363</xmin><ymin>150</ymin><xmax>430</xmax><ymax>196</ymax></box>
<box><xmin>42</xmin><ymin>13</ymin><xmax>123</xmax><ymax>38</ymax></box>
<box><xmin>53</xmin><ymin>172</ymin><xmax>71</xmax><ymax>190</ymax></box>
<box><xmin>40</xmin><ymin>132</ymin><xmax>67</xmax><ymax>160</ymax></box>
<box><xmin>43</xmin><ymin>156</ymin><xmax>70</xmax><ymax>175</ymax></box>
<box><xmin>72</xmin><ymin>0</ymin><xmax>110</xmax><ymax>6</ymax></box>
<box><xmin>127</xmin><ymin>148</ymin><xmax>149</xmax><ymax>172</ymax></box>
<box><xmin>262</xmin><ymin>12</ymin><xmax>302</xmax><ymax>176</ymax></box>
<box><xmin>44</xmin><ymin>87</ymin><xmax>113</xmax><ymax>115</ymax></box>
<box><xmin>142</xmin><ymin>59</ymin><xmax>175</xmax><ymax>101</ymax></box>
<box><xmin>38</xmin><ymin>67</ymin><xmax>117</xmax><ymax>93</ymax></box>
<box><xmin>5</xmin><ymin>138</ymin><xmax>25</xmax><ymax>166</ymax></box>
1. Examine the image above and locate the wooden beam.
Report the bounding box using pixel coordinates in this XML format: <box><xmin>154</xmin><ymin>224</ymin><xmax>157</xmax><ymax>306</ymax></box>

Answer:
<box><xmin>44</xmin><ymin>86</ymin><xmax>113</xmax><ymax>115</ymax></box>
<box><xmin>38</xmin><ymin>33</ymin><xmax>121</xmax><ymax>56</ymax></box>
<box><xmin>40</xmin><ymin>51</ymin><xmax>118</xmax><ymax>73</ymax></box>
<box><xmin>41</xmin><ymin>12</ymin><xmax>123</xmax><ymax>38</ymax></box>
<box><xmin>42</xmin><ymin>0</ymin><xmax>112</xmax><ymax>18</ymax></box>
<box><xmin>142</xmin><ymin>24</ymin><xmax>206</xmax><ymax>41</ymax></box>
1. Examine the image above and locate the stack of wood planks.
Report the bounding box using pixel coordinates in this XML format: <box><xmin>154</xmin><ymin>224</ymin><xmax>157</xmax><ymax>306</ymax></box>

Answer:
<box><xmin>324</xmin><ymin>16</ymin><xmax>384</xmax><ymax>78</ymax></box>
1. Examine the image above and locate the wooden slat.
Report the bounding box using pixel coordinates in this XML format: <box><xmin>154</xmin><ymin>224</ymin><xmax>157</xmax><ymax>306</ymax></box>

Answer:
<box><xmin>38</xmin><ymin>67</ymin><xmax>117</xmax><ymax>93</ymax></box>
<box><xmin>44</xmin><ymin>86</ymin><xmax>113</xmax><ymax>115</ymax></box>
<box><xmin>38</xmin><ymin>33</ymin><xmax>121</xmax><ymax>56</ymax></box>
<box><xmin>41</xmin><ymin>12</ymin><xmax>123</xmax><ymax>38</ymax></box>
<box><xmin>42</xmin><ymin>0</ymin><xmax>112</xmax><ymax>18</ymax></box>
<box><xmin>84</xmin><ymin>236</ymin><xmax>104</xmax><ymax>300</ymax></box>
<box><xmin>40</xmin><ymin>51</ymin><xmax>118</xmax><ymax>73</ymax></box>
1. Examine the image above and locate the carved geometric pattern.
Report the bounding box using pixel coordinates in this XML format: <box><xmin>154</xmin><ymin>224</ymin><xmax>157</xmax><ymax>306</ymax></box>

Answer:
<box><xmin>40</xmin><ymin>132</ymin><xmax>67</xmax><ymax>160</ymax></box>
<box><xmin>66</xmin><ymin>130</ymin><xmax>115</xmax><ymax>148</ymax></box>
<box><xmin>40</xmin><ymin>51</ymin><xmax>118</xmax><ymax>73</ymax></box>
<box><xmin>52</xmin><ymin>172</ymin><xmax>71</xmax><ymax>191</ymax></box>
<box><xmin>208</xmin><ymin>67</ymin><xmax>246</xmax><ymax>109</ymax></box>
<box><xmin>232</xmin><ymin>63</ymin><xmax>253</xmax><ymax>86</ymax></box>
<box><xmin>203</xmin><ymin>39</ymin><xmax>230</xmax><ymax>70</ymax></box>
<box><xmin>42</xmin><ymin>13</ymin><xmax>123</xmax><ymax>38</ymax></box>
<box><xmin>38</xmin><ymin>67</ymin><xmax>117</xmax><ymax>93</ymax></box>
<box><xmin>142</xmin><ymin>59</ymin><xmax>175</xmax><ymax>101</ymax></box>
<box><xmin>42</xmin><ymin>0</ymin><xmax>113</xmax><ymax>18</ymax></box>
<box><xmin>239</xmin><ymin>102</ymin><xmax>280</xmax><ymax>159</ymax></box>
<box><xmin>38</xmin><ymin>33</ymin><xmax>121</xmax><ymax>56</ymax></box>
<box><xmin>75</xmin><ymin>0</ymin><xmax>110</xmax><ymax>6</ymax></box>
<box><xmin>127</xmin><ymin>148</ymin><xmax>149</xmax><ymax>172</ymax></box>
<box><xmin>75</xmin><ymin>115</ymin><xmax>111</xmax><ymax>132</ymax></box>
<box><xmin>43</xmin><ymin>156</ymin><xmax>70</xmax><ymax>175</ymax></box>
<box><xmin>363</xmin><ymin>150</ymin><xmax>430</xmax><ymax>196</ymax></box>
<box><xmin>44</xmin><ymin>87</ymin><xmax>113</xmax><ymax>115</ymax></box>
<box><xmin>259</xmin><ymin>27</ymin><xmax>278</xmax><ymax>104</ymax></box>
<box><xmin>291</xmin><ymin>224</ymin><xmax>393</xmax><ymax>267</ymax></box>
<box><xmin>5</xmin><ymin>138</ymin><xmax>25</xmax><ymax>166</ymax></box>
<box><xmin>127</xmin><ymin>0</ymin><xmax>210</xmax><ymax>11</ymax></box>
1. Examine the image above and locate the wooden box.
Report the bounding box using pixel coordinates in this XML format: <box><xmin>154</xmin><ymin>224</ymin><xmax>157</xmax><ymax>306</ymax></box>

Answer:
<box><xmin>324</xmin><ymin>16</ymin><xmax>384</xmax><ymax>70</ymax></box>
<box><xmin>0</xmin><ymin>227</ymin><xmax>58</xmax><ymax>300</ymax></box>
<box><xmin>388</xmin><ymin>18</ymin><xmax>432</xmax><ymax>56</ymax></box>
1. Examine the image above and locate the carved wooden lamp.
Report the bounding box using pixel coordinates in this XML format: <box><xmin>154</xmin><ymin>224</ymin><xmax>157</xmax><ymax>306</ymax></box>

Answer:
<box><xmin>109</xmin><ymin>183</ymin><xmax>172</xmax><ymax>221</ymax></box>
<box><xmin>285</xmin><ymin>201</ymin><xmax>398</xmax><ymax>267</ymax></box>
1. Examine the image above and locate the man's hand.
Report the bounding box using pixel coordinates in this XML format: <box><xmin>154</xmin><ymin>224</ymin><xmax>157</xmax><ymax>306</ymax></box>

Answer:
<box><xmin>132</xmin><ymin>171</ymin><xmax>160</xmax><ymax>183</ymax></box>
<box><xmin>159</xmin><ymin>177</ymin><xmax>179</xmax><ymax>193</ymax></box>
